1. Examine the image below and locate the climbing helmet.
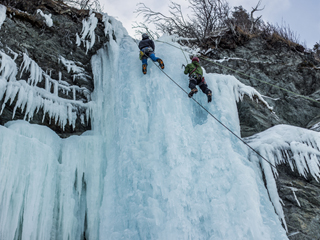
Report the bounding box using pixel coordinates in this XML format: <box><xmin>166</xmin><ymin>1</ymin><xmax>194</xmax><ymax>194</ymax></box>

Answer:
<box><xmin>192</xmin><ymin>56</ymin><xmax>200</xmax><ymax>62</ymax></box>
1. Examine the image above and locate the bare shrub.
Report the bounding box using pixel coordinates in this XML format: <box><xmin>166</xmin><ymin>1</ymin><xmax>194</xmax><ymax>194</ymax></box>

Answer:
<box><xmin>314</xmin><ymin>42</ymin><xmax>320</xmax><ymax>60</ymax></box>
<box><xmin>57</xmin><ymin>0</ymin><xmax>103</xmax><ymax>12</ymax></box>
<box><xmin>135</xmin><ymin>0</ymin><xmax>231</xmax><ymax>44</ymax></box>
<box><xmin>227</xmin><ymin>1</ymin><xmax>264</xmax><ymax>34</ymax></box>
<box><xmin>136</xmin><ymin>0</ymin><xmax>306</xmax><ymax>51</ymax></box>
<box><xmin>261</xmin><ymin>21</ymin><xmax>303</xmax><ymax>48</ymax></box>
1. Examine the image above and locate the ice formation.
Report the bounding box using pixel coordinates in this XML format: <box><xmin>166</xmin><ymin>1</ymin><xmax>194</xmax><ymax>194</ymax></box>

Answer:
<box><xmin>1</xmin><ymin>9</ymin><xmax>320</xmax><ymax>240</ymax></box>
<box><xmin>77</xmin><ymin>13</ymin><xmax>98</xmax><ymax>53</ymax></box>
<box><xmin>0</xmin><ymin>50</ymin><xmax>91</xmax><ymax>130</ymax></box>
<box><xmin>311</xmin><ymin>122</ymin><xmax>320</xmax><ymax>132</ymax></box>
<box><xmin>0</xmin><ymin>4</ymin><xmax>6</xmax><ymax>29</ymax></box>
<box><xmin>245</xmin><ymin>124</ymin><xmax>320</xmax><ymax>230</ymax></box>
<box><xmin>36</xmin><ymin>9</ymin><xmax>53</xmax><ymax>27</ymax></box>
<box><xmin>0</xmin><ymin>11</ymin><xmax>129</xmax><ymax>132</ymax></box>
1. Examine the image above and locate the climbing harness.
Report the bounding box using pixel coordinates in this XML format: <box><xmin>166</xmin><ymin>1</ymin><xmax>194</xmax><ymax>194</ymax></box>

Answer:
<box><xmin>139</xmin><ymin>51</ymin><xmax>144</xmax><ymax>60</ymax></box>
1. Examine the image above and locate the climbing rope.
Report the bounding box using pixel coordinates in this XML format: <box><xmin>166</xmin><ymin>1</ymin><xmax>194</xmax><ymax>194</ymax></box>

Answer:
<box><xmin>150</xmin><ymin>60</ymin><xmax>278</xmax><ymax>170</ymax></box>
<box><xmin>134</xmin><ymin>36</ymin><xmax>277</xmax><ymax>169</ymax></box>
<box><xmin>155</xmin><ymin>39</ymin><xmax>320</xmax><ymax>104</ymax></box>
<box><xmin>180</xmin><ymin>45</ymin><xmax>189</xmax><ymax>63</ymax></box>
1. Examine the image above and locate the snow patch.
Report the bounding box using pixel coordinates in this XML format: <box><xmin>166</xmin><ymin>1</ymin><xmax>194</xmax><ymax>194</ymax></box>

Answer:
<box><xmin>311</xmin><ymin>122</ymin><xmax>320</xmax><ymax>132</ymax></box>
<box><xmin>0</xmin><ymin>4</ymin><xmax>6</xmax><ymax>29</ymax></box>
<box><xmin>36</xmin><ymin>9</ymin><xmax>53</xmax><ymax>27</ymax></box>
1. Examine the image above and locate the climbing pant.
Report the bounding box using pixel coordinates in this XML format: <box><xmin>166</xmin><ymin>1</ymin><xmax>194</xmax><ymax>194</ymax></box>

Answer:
<box><xmin>141</xmin><ymin>47</ymin><xmax>159</xmax><ymax>65</ymax></box>
<box><xmin>189</xmin><ymin>74</ymin><xmax>211</xmax><ymax>95</ymax></box>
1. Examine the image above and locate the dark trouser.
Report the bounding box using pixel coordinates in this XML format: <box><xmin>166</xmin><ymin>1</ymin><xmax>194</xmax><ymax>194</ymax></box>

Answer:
<box><xmin>189</xmin><ymin>75</ymin><xmax>211</xmax><ymax>95</ymax></box>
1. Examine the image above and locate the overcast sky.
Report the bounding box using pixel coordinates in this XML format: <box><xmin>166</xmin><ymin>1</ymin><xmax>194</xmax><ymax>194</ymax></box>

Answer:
<box><xmin>100</xmin><ymin>0</ymin><xmax>320</xmax><ymax>49</ymax></box>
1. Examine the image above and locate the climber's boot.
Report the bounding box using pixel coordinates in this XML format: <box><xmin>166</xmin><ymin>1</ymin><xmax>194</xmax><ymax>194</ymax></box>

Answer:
<box><xmin>188</xmin><ymin>88</ymin><xmax>198</xmax><ymax>98</ymax></box>
<box><xmin>157</xmin><ymin>59</ymin><xmax>164</xmax><ymax>69</ymax></box>
<box><xmin>142</xmin><ymin>64</ymin><xmax>147</xmax><ymax>74</ymax></box>
<box><xmin>207</xmin><ymin>90</ymin><xmax>212</xmax><ymax>103</ymax></box>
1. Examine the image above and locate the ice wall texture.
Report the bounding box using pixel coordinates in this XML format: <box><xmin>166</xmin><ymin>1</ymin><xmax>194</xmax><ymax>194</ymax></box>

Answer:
<box><xmin>92</xmin><ymin>35</ymin><xmax>287</xmax><ymax>239</ymax></box>
<box><xmin>0</xmin><ymin>34</ymin><xmax>288</xmax><ymax>239</ymax></box>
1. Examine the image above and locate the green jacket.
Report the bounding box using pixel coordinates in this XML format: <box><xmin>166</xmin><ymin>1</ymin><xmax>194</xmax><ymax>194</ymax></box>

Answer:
<box><xmin>184</xmin><ymin>61</ymin><xmax>203</xmax><ymax>76</ymax></box>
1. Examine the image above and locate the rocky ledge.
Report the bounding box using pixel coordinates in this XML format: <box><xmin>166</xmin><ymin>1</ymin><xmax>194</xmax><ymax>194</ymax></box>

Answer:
<box><xmin>199</xmin><ymin>30</ymin><xmax>320</xmax><ymax>137</ymax></box>
<box><xmin>0</xmin><ymin>0</ymin><xmax>111</xmax><ymax>137</ymax></box>
<box><xmin>198</xmin><ymin>29</ymin><xmax>320</xmax><ymax>239</ymax></box>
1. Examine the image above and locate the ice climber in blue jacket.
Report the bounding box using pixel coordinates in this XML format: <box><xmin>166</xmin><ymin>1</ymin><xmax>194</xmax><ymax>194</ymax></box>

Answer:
<box><xmin>138</xmin><ymin>33</ymin><xmax>164</xmax><ymax>74</ymax></box>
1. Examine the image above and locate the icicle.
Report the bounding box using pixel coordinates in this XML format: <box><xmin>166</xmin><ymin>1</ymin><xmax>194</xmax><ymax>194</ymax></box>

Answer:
<box><xmin>36</xmin><ymin>9</ymin><xmax>53</xmax><ymax>27</ymax></box>
<box><xmin>24</xmin><ymin>89</ymin><xmax>34</xmax><ymax>120</ymax></box>
<box><xmin>45</xmin><ymin>76</ymin><xmax>50</xmax><ymax>92</ymax></box>
<box><xmin>76</xmin><ymin>33</ymin><xmax>81</xmax><ymax>46</ymax></box>
<box><xmin>85</xmin><ymin>40</ymin><xmax>90</xmax><ymax>54</ymax></box>
<box><xmin>20</xmin><ymin>53</ymin><xmax>32</xmax><ymax>78</ymax></box>
<box><xmin>0</xmin><ymin>51</ymin><xmax>18</xmax><ymax>82</ymax></box>
<box><xmin>86</xmin><ymin>107</ymin><xmax>90</xmax><ymax>125</ymax></box>
<box><xmin>73</xmin><ymin>86</ymin><xmax>76</xmax><ymax>101</ymax></box>
<box><xmin>59</xmin><ymin>56</ymin><xmax>85</xmax><ymax>74</ymax></box>
<box><xmin>80</xmin><ymin>114</ymin><xmax>85</xmax><ymax>125</ymax></box>
<box><xmin>0</xmin><ymin>5</ymin><xmax>6</xmax><ymax>30</ymax></box>
<box><xmin>4</xmin><ymin>83</ymin><xmax>19</xmax><ymax>106</ymax></box>
<box><xmin>77</xmin><ymin>13</ymin><xmax>98</xmax><ymax>52</ymax></box>
<box><xmin>20</xmin><ymin>53</ymin><xmax>43</xmax><ymax>86</ymax></box>
<box><xmin>0</xmin><ymin>77</ymin><xmax>7</xmax><ymax>100</ymax></box>
<box><xmin>12</xmin><ymin>87</ymin><xmax>24</xmax><ymax>118</ymax></box>
<box><xmin>231</xmin><ymin>77</ymin><xmax>273</xmax><ymax>111</ymax></box>
<box><xmin>54</xmin><ymin>81</ymin><xmax>59</xmax><ymax>96</ymax></box>
<box><xmin>259</xmin><ymin>150</ymin><xmax>288</xmax><ymax>232</ymax></box>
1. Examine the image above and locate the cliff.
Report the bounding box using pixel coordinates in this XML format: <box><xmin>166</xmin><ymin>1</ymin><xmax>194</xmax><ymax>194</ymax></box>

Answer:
<box><xmin>200</xmin><ymin>29</ymin><xmax>320</xmax><ymax>137</ymax></box>
<box><xmin>0</xmin><ymin>0</ymin><xmax>110</xmax><ymax>137</ymax></box>
<box><xmin>0</xmin><ymin>1</ymin><xmax>320</xmax><ymax>239</ymax></box>
<box><xmin>199</xmin><ymin>29</ymin><xmax>320</xmax><ymax>239</ymax></box>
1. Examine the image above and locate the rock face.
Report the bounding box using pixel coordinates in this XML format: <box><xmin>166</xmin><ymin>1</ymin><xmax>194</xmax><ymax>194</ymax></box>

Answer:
<box><xmin>277</xmin><ymin>165</ymin><xmax>320</xmax><ymax>240</ymax></box>
<box><xmin>0</xmin><ymin>0</ymin><xmax>110</xmax><ymax>137</ymax></box>
<box><xmin>1</xmin><ymin>1</ymin><xmax>320</xmax><ymax>238</ymax></box>
<box><xmin>199</xmin><ymin>30</ymin><xmax>320</xmax><ymax>239</ymax></box>
<box><xmin>201</xmin><ymin>32</ymin><xmax>320</xmax><ymax>137</ymax></box>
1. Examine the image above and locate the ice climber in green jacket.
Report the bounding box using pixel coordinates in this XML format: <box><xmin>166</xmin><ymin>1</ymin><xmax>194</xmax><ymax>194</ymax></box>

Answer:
<box><xmin>184</xmin><ymin>57</ymin><xmax>212</xmax><ymax>103</ymax></box>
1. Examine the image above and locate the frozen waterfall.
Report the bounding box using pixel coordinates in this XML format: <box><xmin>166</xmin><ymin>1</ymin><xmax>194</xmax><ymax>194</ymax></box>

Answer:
<box><xmin>0</xmin><ymin>18</ymin><xmax>299</xmax><ymax>239</ymax></box>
